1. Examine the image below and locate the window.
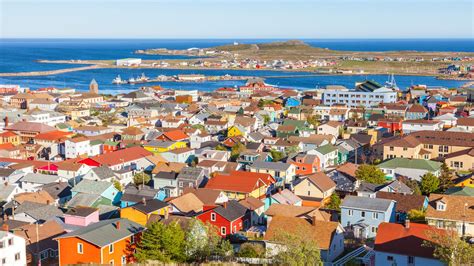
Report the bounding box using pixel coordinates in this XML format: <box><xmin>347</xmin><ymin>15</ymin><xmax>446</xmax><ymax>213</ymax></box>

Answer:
<box><xmin>1</xmin><ymin>258</ymin><xmax>5</xmax><ymax>264</ymax></box>
<box><xmin>122</xmin><ymin>255</ymin><xmax>127</xmax><ymax>265</ymax></box>
<box><xmin>307</xmin><ymin>191</ymin><xmax>311</xmax><ymax>196</ymax></box>
<box><xmin>373</xmin><ymin>212</ymin><xmax>379</xmax><ymax>219</ymax></box>
<box><xmin>131</xmin><ymin>235</ymin><xmax>135</xmax><ymax>244</ymax></box>
<box><xmin>77</xmin><ymin>243</ymin><xmax>83</xmax><ymax>254</ymax></box>
<box><xmin>387</xmin><ymin>256</ymin><xmax>394</xmax><ymax>261</ymax></box>
<box><xmin>221</xmin><ymin>227</ymin><xmax>226</xmax><ymax>235</ymax></box>
<box><xmin>40</xmin><ymin>251</ymin><xmax>48</xmax><ymax>260</ymax></box>
<box><xmin>348</xmin><ymin>210</ymin><xmax>353</xmax><ymax>216</ymax></box>
<box><xmin>15</xmin><ymin>253</ymin><xmax>20</xmax><ymax>261</ymax></box>
<box><xmin>211</xmin><ymin>213</ymin><xmax>216</xmax><ymax>221</ymax></box>
<box><xmin>371</xmin><ymin>226</ymin><xmax>377</xmax><ymax>233</ymax></box>
<box><xmin>109</xmin><ymin>244</ymin><xmax>114</xmax><ymax>254</ymax></box>
<box><xmin>389</xmin><ymin>146</ymin><xmax>394</xmax><ymax>151</ymax></box>
<box><xmin>361</xmin><ymin>211</ymin><xmax>365</xmax><ymax>217</ymax></box>
<box><xmin>178</xmin><ymin>181</ymin><xmax>183</xmax><ymax>188</ymax></box>
<box><xmin>403</xmin><ymin>147</ymin><xmax>408</xmax><ymax>151</ymax></box>
<box><xmin>0</xmin><ymin>240</ymin><xmax>4</xmax><ymax>249</ymax></box>
<box><xmin>408</xmin><ymin>256</ymin><xmax>415</xmax><ymax>264</ymax></box>
<box><xmin>109</xmin><ymin>260</ymin><xmax>114</xmax><ymax>265</ymax></box>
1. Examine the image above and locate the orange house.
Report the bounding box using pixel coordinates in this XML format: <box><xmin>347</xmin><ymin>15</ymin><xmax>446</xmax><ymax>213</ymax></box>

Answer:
<box><xmin>55</xmin><ymin>218</ymin><xmax>145</xmax><ymax>266</ymax></box>
<box><xmin>289</xmin><ymin>154</ymin><xmax>320</xmax><ymax>175</ymax></box>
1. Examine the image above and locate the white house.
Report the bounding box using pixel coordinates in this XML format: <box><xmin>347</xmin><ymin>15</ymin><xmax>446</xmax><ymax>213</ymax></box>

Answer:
<box><xmin>19</xmin><ymin>173</ymin><xmax>67</xmax><ymax>192</ymax></box>
<box><xmin>402</xmin><ymin>120</ymin><xmax>444</xmax><ymax>134</ymax></box>
<box><xmin>323</xmin><ymin>86</ymin><xmax>397</xmax><ymax>108</ymax></box>
<box><xmin>308</xmin><ymin>144</ymin><xmax>339</xmax><ymax>170</ymax></box>
<box><xmin>22</xmin><ymin>110</ymin><xmax>66</xmax><ymax>126</ymax></box>
<box><xmin>64</xmin><ymin>137</ymin><xmax>91</xmax><ymax>159</ymax></box>
<box><xmin>0</xmin><ymin>231</ymin><xmax>27</xmax><ymax>266</ymax></box>
<box><xmin>116</xmin><ymin>58</ymin><xmax>142</xmax><ymax>66</ymax></box>
<box><xmin>317</xmin><ymin>122</ymin><xmax>342</xmax><ymax>138</ymax></box>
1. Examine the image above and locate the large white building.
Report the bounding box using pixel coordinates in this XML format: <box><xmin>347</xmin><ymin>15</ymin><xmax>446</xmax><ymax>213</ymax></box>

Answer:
<box><xmin>322</xmin><ymin>85</ymin><xmax>397</xmax><ymax>108</ymax></box>
<box><xmin>115</xmin><ymin>58</ymin><xmax>142</xmax><ymax>66</ymax></box>
<box><xmin>0</xmin><ymin>231</ymin><xmax>27</xmax><ymax>266</ymax></box>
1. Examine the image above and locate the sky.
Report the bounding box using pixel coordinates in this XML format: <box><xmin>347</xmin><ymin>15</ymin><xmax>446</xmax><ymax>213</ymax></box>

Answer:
<box><xmin>0</xmin><ymin>0</ymin><xmax>473</xmax><ymax>39</ymax></box>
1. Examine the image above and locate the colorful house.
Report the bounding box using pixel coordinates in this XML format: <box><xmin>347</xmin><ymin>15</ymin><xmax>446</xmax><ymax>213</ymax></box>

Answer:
<box><xmin>143</xmin><ymin>140</ymin><xmax>187</xmax><ymax>154</ymax></box>
<box><xmin>205</xmin><ymin>171</ymin><xmax>276</xmax><ymax>200</ymax></box>
<box><xmin>55</xmin><ymin>218</ymin><xmax>145</xmax><ymax>266</ymax></box>
<box><xmin>227</xmin><ymin>125</ymin><xmax>245</xmax><ymax>137</ymax></box>
<box><xmin>196</xmin><ymin>200</ymin><xmax>249</xmax><ymax>236</ymax></box>
<box><xmin>287</xmin><ymin>153</ymin><xmax>320</xmax><ymax>175</ymax></box>
<box><xmin>120</xmin><ymin>199</ymin><xmax>169</xmax><ymax>226</ymax></box>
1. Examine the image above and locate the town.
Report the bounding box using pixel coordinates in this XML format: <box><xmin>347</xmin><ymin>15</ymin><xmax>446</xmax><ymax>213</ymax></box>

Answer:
<box><xmin>0</xmin><ymin>75</ymin><xmax>473</xmax><ymax>266</ymax></box>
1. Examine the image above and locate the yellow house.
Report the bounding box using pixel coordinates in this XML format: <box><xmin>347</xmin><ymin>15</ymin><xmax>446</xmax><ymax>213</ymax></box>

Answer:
<box><xmin>120</xmin><ymin>199</ymin><xmax>169</xmax><ymax>226</ymax></box>
<box><xmin>0</xmin><ymin>131</ymin><xmax>21</xmax><ymax>146</ymax></box>
<box><xmin>143</xmin><ymin>140</ymin><xmax>187</xmax><ymax>154</ymax></box>
<box><xmin>444</xmin><ymin>148</ymin><xmax>474</xmax><ymax>173</ymax></box>
<box><xmin>227</xmin><ymin>125</ymin><xmax>244</xmax><ymax>137</ymax></box>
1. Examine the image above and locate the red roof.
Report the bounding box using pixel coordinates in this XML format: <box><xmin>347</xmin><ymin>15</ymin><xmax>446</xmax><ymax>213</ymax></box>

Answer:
<box><xmin>35</xmin><ymin>130</ymin><xmax>73</xmax><ymax>141</ymax></box>
<box><xmin>0</xmin><ymin>131</ymin><xmax>18</xmax><ymax>138</ymax></box>
<box><xmin>91</xmin><ymin>146</ymin><xmax>153</xmax><ymax>166</ymax></box>
<box><xmin>160</xmin><ymin>130</ymin><xmax>189</xmax><ymax>141</ymax></box>
<box><xmin>0</xmin><ymin>157</ymin><xmax>50</xmax><ymax>168</ymax></box>
<box><xmin>37</xmin><ymin>164</ymin><xmax>58</xmax><ymax>172</ymax></box>
<box><xmin>205</xmin><ymin>171</ymin><xmax>275</xmax><ymax>194</ymax></box>
<box><xmin>375</xmin><ymin>222</ymin><xmax>446</xmax><ymax>259</ymax></box>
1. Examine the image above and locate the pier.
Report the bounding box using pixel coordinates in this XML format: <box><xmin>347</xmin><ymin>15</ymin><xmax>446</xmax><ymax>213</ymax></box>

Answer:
<box><xmin>0</xmin><ymin>65</ymin><xmax>101</xmax><ymax>77</ymax></box>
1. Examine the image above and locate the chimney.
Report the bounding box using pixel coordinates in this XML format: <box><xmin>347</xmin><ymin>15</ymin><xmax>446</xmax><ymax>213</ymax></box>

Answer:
<box><xmin>223</xmin><ymin>201</ymin><xmax>227</xmax><ymax>209</ymax></box>
<box><xmin>142</xmin><ymin>197</ymin><xmax>146</xmax><ymax>206</ymax></box>
<box><xmin>116</xmin><ymin>221</ymin><xmax>121</xmax><ymax>230</ymax></box>
<box><xmin>405</xmin><ymin>219</ymin><xmax>410</xmax><ymax>229</ymax></box>
<box><xmin>3</xmin><ymin>116</ymin><xmax>8</xmax><ymax>128</ymax></box>
<box><xmin>312</xmin><ymin>215</ymin><xmax>317</xmax><ymax>226</ymax></box>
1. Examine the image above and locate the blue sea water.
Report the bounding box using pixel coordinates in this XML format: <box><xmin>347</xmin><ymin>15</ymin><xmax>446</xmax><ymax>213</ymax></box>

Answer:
<box><xmin>0</xmin><ymin>39</ymin><xmax>472</xmax><ymax>94</ymax></box>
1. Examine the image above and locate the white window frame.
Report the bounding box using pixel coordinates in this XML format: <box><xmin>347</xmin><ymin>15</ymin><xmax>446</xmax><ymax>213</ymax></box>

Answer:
<box><xmin>348</xmin><ymin>209</ymin><xmax>353</xmax><ymax>216</ymax></box>
<box><xmin>77</xmin><ymin>243</ymin><xmax>83</xmax><ymax>254</ymax></box>
<box><xmin>221</xmin><ymin>226</ymin><xmax>226</xmax><ymax>235</ymax></box>
<box><xmin>211</xmin><ymin>213</ymin><xmax>216</xmax><ymax>222</ymax></box>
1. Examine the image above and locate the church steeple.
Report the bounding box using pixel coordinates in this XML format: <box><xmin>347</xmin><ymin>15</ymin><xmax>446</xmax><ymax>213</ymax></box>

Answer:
<box><xmin>89</xmin><ymin>79</ymin><xmax>99</xmax><ymax>94</ymax></box>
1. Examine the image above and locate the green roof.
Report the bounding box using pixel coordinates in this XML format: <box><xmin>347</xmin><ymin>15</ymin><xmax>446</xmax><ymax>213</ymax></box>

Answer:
<box><xmin>90</xmin><ymin>140</ymin><xmax>104</xmax><ymax>146</ymax></box>
<box><xmin>104</xmin><ymin>140</ymin><xmax>119</xmax><ymax>146</ymax></box>
<box><xmin>377</xmin><ymin>158</ymin><xmax>442</xmax><ymax>172</ymax></box>
<box><xmin>445</xmin><ymin>186</ymin><xmax>474</xmax><ymax>197</ymax></box>
<box><xmin>315</xmin><ymin>144</ymin><xmax>338</xmax><ymax>155</ymax></box>
<box><xmin>283</xmin><ymin>119</ymin><xmax>306</xmax><ymax>128</ymax></box>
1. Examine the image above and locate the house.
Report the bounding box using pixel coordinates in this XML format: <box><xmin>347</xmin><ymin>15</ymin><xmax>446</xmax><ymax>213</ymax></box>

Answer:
<box><xmin>69</xmin><ymin>180</ymin><xmax>121</xmax><ymax>208</ymax></box>
<box><xmin>287</xmin><ymin>153</ymin><xmax>320</xmax><ymax>175</ymax></box>
<box><xmin>120</xmin><ymin>185</ymin><xmax>160</xmax><ymax>208</ymax></box>
<box><xmin>205</xmin><ymin>171</ymin><xmax>275</xmax><ymax>200</ymax></box>
<box><xmin>264</xmin><ymin>216</ymin><xmax>344</xmax><ymax>262</ymax></box>
<box><xmin>74</xmin><ymin>126</ymin><xmax>113</xmax><ymax>137</ymax></box>
<box><xmin>402</xmin><ymin>119</ymin><xmax>444</xmax><ymax>134</ymax></box>
<box><xmin>433</xmin><ymin>113</ymin><xmax>457</xmax><ymax>128</ymax></box>
<box><xmin>63</xmin><ymin>206</ymin><xmax>99</xmax><ymax>228</ymax></box>
<box><xmin>143</xmin><ymin>140</ymin><xmax>187</xmax><ymax>154</ymax></box>
<box><xmin>19</xmin><ymin>173</ymin><xmax>66</xmax><ymax>192</ymax></box>
<box><xmin>265</xmin><ymin>189</ymin><xmax>302</xmax><ymax>209</ymax></box>
<box><xmin>5</xmin><ymin>121</ymin><xmax>56</xmax><ymax>143</ymax></box>
<box><xmin>341</xmin><ymin>196</ymin><xmax>396</xmax><ymax>239</ymax></box>
<box><xmin>160</xmin><ymin>147</ymin><xmax>195</xmax><ymax>164</ymax></box>
<box><xmin>456</xmin><ymin>117</ymin><xmax>474</xmax><ymax>132</ymax></box>
<box><xmin>309</xmin><ymin>144</ymin><xmax>339</xmax><ymax>170</ymax></box>
<box><xmin>120</xmin><ymin>127</ymin><xmax>145</xmax><ymax>141</ymax></box>
<box><xmin>90</xmin><ymin>146</ymin><xmax>154</xmax><ymax>171</ymax></box>
<box><xmin>377</xmin><ymin>158</ymin><xmax>442</xmax><ymax>181</ymax></box>
<box><xmin>168</xmin><ymin>193</ymin><xmax>204</xmax><ymax>216</ymax></box>
<box><xmin>13</xmin><ymin>201</ymin><xmax>63</xmax><ymax>223</ymax></box>
<box><xmin>293</xmin><ymin>172</ymin><xmax>336</xmax><ymax>206</ymax></box>
<box><xmin>405</xmin><ymin>104</ymin><xmax>428</xmax><ymax>120</ymax></box>
<box><xmin>239</xmin><ymin>196</ymin><xmax>265</xmax><ymax>226</ymax></box>
<box><xmin>15</xmin><ymin>220</ymin><xmax>65</xmax><ymax>265</ymax></box>
<box><xmin>317</xmin><ymin>121</ymin><xmax>342</xmax><ymax>138</ymax></box>
<box><xmin>42</xmin><ymin>182</ymin><xmax>72</xmax><ymax>205</ymax></box>
<box><xmin>0</xmin><ymin>230</ymin><xmax>27</xmax><ymax>266</ymax></box>
<box><xmin>374</xmin><ymin>222</ymin><xmax>445</xmax><ymax>266</ymax></box>
<box><xmin>444</xmin><ymin>148</ymin><xmax>474</xmax><ymax>172</ymax></box>
<box><xmin>175</xmin><ymin>167</ymin><xmax>205</xmax><ymax>194</ymax></box>
<box><xmin>120</xmin><ymin>199</ymin><xmax>169</xmax><ymax>226</ymax></box>
<box><xmin>376</xmin><ymin>192</ymin><xmax>428</xmax><ymax>222</ymax></box>
<box><xmin>327</xmin><ymin>163</ymin><xmax>360</xmax><ymax>194</ymax></box>
<box><xmin>83</xmin><ymin>165</ymin><xmax>117</xmax><ymax>183</ymax></box>
<box><xmin>196</xmin><ymin>200</ymin><xmax>249</xmax><ymax>236</ymax></box>
<box><xmin>55</xmin><ymin>218</ymin><xmax>145</xmax><ymax>265</ymax></box>
<box><xmin>156</xmin><ymin>130</ymin><xmax>189</xmax><ymax>142</ymax></box>
<box><xmin>426</xmin><ymin>194</ymin><xmax>474</xmax><ymax>236</ymax></box>
<box><xmin>64</xmin><ymin>137</ymin><xmax>92</xmax><ymax>159</ymax></box>
<box><xmin>183</xmin><ymin>188</ymin><xmax>229</xmax><ymax>207</ymax></box>
<box><xmin>248</xmin><ymin>161</ymin><xmax>296</xmax><ymax>185</ymax></box>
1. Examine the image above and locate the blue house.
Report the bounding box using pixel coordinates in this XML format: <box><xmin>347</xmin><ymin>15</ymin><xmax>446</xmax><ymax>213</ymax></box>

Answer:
<box><xmin>285</xmin><ymin>97</ymin><xmax>301</xmax><ymax>108</ymax></box>
<box><xmin>406</xmin><ymin>104</ymin><xmax>428</xmax><ymax>120</ymax></box>
<box><xmin>376</xmin><ymin>192</ymin><xmax>428</xmax><ymax>223</ymax></box>
<box><xmin>69</xmin><ymin>179</ymin><xmax>122</xmax><ymax>207</ymax></box>
<box><xmin>341</xmin><ymin>195</ymin><xmax>396</xmax><ymax>239</ymax></box>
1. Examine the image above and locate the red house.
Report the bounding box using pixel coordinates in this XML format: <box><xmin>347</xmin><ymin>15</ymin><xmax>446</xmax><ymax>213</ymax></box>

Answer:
<box><xmin>196</xmin><ymin>200</ymin><xmax>249</xmax><ymax>236</ymax></box>
<box><xmin>377</xmin><ymin>117</ymin><xmax>403</xmax><ymax>133</ymax></box>
<box><xmin>103</xmin><ymin>141</ymin><xmax>121</xmax><ymax>154</ymax></box>
<box><xmin>288</xmin><ymin>154</ymin><xmax>320</xmax><ymax>175</ymax></box>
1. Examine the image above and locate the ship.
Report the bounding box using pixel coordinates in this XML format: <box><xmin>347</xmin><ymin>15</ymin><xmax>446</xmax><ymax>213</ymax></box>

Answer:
<box><xmin>112</xmin><ymin>75</ymin><xmax>126</xmax><ymax>84</ymax></box>
<box><xmin>385</xmin><ymin>74</ymin><xmax>399</xmax><ymax>90</ymax></box>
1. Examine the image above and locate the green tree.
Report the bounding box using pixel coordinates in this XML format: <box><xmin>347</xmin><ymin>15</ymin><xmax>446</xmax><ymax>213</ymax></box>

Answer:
<box><xmin>437</xmin><ymin>163</ymin><xmax>453</xmax><ymax>193</ymax></box>
<box><xmin>404</xmin><ymin>178</ymin><xmax>422</xmax><ymax>195</ymax></box>
<box><xmin>326</xmin><ymin>193</ymin><xmax>341</xmax><ymax>211</ymax></box>
<box><xmin>407</xmin><ymin>209</ymin><xmax>426</xmax><ymax>223</ymax></box>
<box><xmin>133</xmin><ymin>172</ymin><xmax>151</xmax><ymax>186</ymax></box>
<box><xmin>420</xmin><ymin>172</ymin><xmax>440</xmax><ymax>195</ymax></box>
<box><xmin>306</xmin><ymin>115</ymin><xmax>321</xmax><ymax>128</ymax></box>
<box><xmin>113</xmin><ymin>180</ymin><xmax>123</xmax><ymax>191</ymax></box>
<box><xmin>215</xmin><ymin>144</ymin><xmax>227</xmax><ymax>151</ymax></box>
<box><xmin>423</xmin><ymin>230</ymin><xmax>474</xmax><ymax>265</ymax></box>
<box><xmin>355</xmin><ymin>164</ymin><xmax>386</xmax><ymax>184</ymax></box>
<box><xmin>271</xmin><ymin>229</ymin><xmax>322</xmax><ymax>265</ymax></box>
<box><xmin>284</xmin><ymin>145</ymin><xmax>300</xmax><ymax>155</ymax></box>
<box><xmin>262</xmin><ymin>114</ymin><xmax>271</xmax><ymax>125</ymax></box>
<box><xmin>270</xmin><ymin>149</ymin><xmax>285</xmax><ymax>162</ymax></box>
<box><xmin>135</xmin><ymin>221</ymin><xmax>187</xmax><ymax>263</ymax></box>
<box><xmin>237</xmin><ymin>243</ymin><xmax>265</xmax><ymax>258</ymax></box>
<box><xmin>231</xmin><ymin>142</ymin><xmax>246</xmax><ymax>161</ymax></box>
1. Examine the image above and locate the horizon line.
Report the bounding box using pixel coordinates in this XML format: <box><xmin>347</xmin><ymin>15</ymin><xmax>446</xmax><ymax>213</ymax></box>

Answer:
<box><xmin>1</xmin><ymin>37</ymin><xmax>473</xmax><ymax>40</ymax></box>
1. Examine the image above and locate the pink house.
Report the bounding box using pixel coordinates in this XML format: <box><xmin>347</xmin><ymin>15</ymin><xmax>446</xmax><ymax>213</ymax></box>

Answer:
<box><xmin>63</xmin><ymin>206</ymin><xmax>99</xmax><ymax>229</ymax></box>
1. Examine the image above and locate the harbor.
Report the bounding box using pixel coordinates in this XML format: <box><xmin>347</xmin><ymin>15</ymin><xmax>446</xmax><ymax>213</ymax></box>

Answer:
<box><xmin>111</xmin><ymin>73</ymin><xmax>257</xmax><ymax>85</ymax></box>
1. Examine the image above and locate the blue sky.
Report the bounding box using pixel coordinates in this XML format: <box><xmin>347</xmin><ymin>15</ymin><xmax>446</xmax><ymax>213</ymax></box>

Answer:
<box><xmin>1</xmin><ymin>0</ymin><xmax>473</xmax><ymax>38</ymax></box>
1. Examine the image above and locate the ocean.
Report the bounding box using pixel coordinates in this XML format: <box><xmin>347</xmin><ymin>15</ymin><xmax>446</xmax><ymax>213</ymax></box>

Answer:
<box><xmin>0</xmin><ymin>39</ymin><xmax>472</xmax><ymax>94</ymax></box>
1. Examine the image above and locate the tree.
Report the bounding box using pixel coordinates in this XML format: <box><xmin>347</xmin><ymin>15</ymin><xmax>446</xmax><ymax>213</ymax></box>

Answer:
<box><xmin>284</xmin><ymin>145</ymin><xmax>300</xmax><ymax>155</ymax></box>
<box><xmin>262</xmin><ymin>114</ymin><xmax>270</xmax><ymax>125</ymax></box>
<box><xmin>215</xmin><ymin>144</ymin><xmax>227</xmax><ymax>151</ymax></box>
<box><xmin>326</xmin><ymin>193</ymin><xmax>341</xmax><ymax>211</ymax></box>
<box><xmin>135</xmin><ymin>221</ymin><xmax>187</xmax><ymax>263</ymax></box>
<box><xmin>403</xmin><ymin>178</ymin><xmax>422</xmax><ymax>195</ymax></box>
<box><xmin>306</xmin><ymin>115</ymin><xmax>321</xmax><ymax>128</ymax></box>
<box><xmin>113</xmin><ymin>180</ymin><xmax>123</xmax><ymax>191</ymax></box>
<box><xmin>423</xmin><ymin>230</ymin><xmax>474</xmax><ymax>265</ymax></box>
<box><xmin>407</xmin><ymin>208</ymin><xmax>426</xmax><ymax>223</ymax></box>
<box><xmin>420</xmin><ymin>172</ymin><xmax>440</xmax><ymax>195</ymax></box>
<box><xmin>133</xmin><ymin>172</ymin><xmax>151</xmax><ymax>186</ymax></box>
<box><xmin>271</xmin><ymin>229</ymin><xmax>322</xmax><ymax>265</ymax></box>
<box><xmin>230</xmin><ymin>142</ymin><xmax>246</xmax><ymax>161</ymax></box>
<box><xmin>270</xmin><ymin>149</ymin><xmax>285</xmax><ymax>162</ymax></box>
<box><xmin>355</xmin><ymin>164</ymin><xmax>386</xmax><ymax>184</ymax></box>
<box><xmin>237</xmin><ymin>243</ymin><xmax>265</xmax><ymax>258</ymax></box>
<box><xmin>438</xmin><ymin>163</ymin><xmax>453</xmax><ymax>193</ymax></box>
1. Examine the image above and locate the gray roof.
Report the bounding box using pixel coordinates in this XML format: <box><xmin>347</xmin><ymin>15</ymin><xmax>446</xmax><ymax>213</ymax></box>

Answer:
<box><xmin>177</xmin><ymin>167</ymin><xmax>204</xmax><ymax>181</ymax></box>
<box><xmin>55</xmin><ymin>218</ymin><xmax>144</xmax><ymax>247</ymax></box>
<box><xmin>341</xmin><ymin>195</ymin><xmax>394</xmax><ymax>212</ymax></box>
<box><xmin>214</xmin><ymin>200</ymin><xmax>247</xmax><ymax>221</ymax></box>
<box><xmin>250</xmin><ymin>161</ymin><xmax>292</xmax><ymax>171</ymax></box>
<box><xmin>0</xmin><ymin>185</ymin><xmax>17</xmax><ymax>200</ymax></box>
<box><xmin>67</xmin><ymin>194</ymin><xmax>100</xmax><ymax>207</ymax></box>
<box><xmin>0</xmin><ymin>168</ymin><xmax>16</xmax><ymax>177</ymax></box>
<box><xmin>72</xmin><ymin>180</ymin><xmax>112</xmax><ymax>195</ymax></box>
<box><xmin>121</xmin><ymin>185</ymin><xmax>159</xmax><ymax>203</ymax></box>
<box><xmin>21</xmin><ymin>173</ymin><xmax>60</xmax><ymax>184</ymax></box>
<box><xmin>91</xmin><ymin>166</ymin><xmax>117</xmax><ymax>180</ymax></box>
<box><xmin>15</xmin><ymin>201</ymin><xmax>63</xmax><ymax>221</ymax></box>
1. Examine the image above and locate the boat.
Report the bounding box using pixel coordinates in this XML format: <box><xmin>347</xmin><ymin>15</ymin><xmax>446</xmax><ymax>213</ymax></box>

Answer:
<box><xmin>112</xmin><ymin>75</ymin><xmax>126</xmax><ymax>84</ymax></box>
<box><xmin>385</xmin><ymin>74</ymin><xmax>399</xmax><ymax>90</ymax></box>
<box><xmin>128</xmin><ymin>77</ymin><xmax>136</xmax><ymax>84</ymax></box>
